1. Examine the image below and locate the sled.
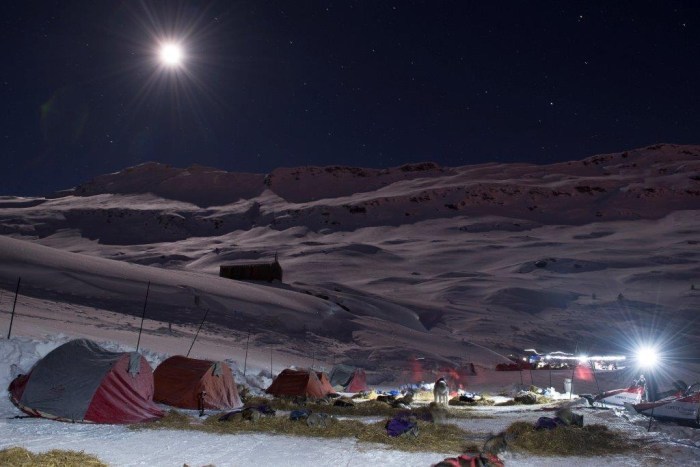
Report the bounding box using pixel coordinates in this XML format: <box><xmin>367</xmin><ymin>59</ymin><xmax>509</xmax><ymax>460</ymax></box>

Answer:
<box><xmin>582</xmin><ymin>385</ymin><xmax>644</xmax><ymax>408</ymax></box>
<box><xmin>629</xmin><ymin>382</ymin><xmax>700</xmax><ymax>426</ymax></box>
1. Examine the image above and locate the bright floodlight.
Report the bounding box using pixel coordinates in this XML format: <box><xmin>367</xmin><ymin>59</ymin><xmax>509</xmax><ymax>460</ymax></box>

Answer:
<box><xmin>160</xmin><ymin>43</ymin><xmax>183</xmax><ymax>66</ymax></box>
<box><xmin>636</xmin><ymin>346</ymin><xmax>659</xmax><ymax>368</ymax></box>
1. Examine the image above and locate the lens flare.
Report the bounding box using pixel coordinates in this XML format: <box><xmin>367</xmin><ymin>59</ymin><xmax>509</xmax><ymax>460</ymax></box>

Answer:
<box><xmin>160</xmin><ymin>43</ymin><xmax>183</xmax><ymax>66</ymax></box>
<box><xmin>636</xmin><ymin>345</ymin><xmax>659</xmax><ymax>368</ymax></box>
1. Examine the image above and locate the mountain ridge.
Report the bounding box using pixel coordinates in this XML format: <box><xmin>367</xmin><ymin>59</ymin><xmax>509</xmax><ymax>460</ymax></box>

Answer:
<box><xmin>8</xmin><ymin>143</ymin><xmax>700</xmax><ymax>246</ymax></box>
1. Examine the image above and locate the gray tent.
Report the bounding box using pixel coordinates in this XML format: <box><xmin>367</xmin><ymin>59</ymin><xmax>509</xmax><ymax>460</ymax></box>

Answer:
<box><xmin>9</xmin><ymin>339</ymin><xmax>164</xmax><ymax>423</ymax></box>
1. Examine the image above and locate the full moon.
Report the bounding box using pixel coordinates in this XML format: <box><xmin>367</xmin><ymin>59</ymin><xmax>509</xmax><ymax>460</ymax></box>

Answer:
<box><xmin>160</xmin><ymin>43</ymin><xmax>183</xmax><ymax>66</ymax></box>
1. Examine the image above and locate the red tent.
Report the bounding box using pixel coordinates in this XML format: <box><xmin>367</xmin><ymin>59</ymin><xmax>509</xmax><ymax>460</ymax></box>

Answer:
<box><xmin>154</xmin><ymin>356</ymin><xmax>243</xmax><ymax>410</ymax></box>
<box><xmin>266</xmin><ymin>369</ymin><xmax>334</xmax><ymax>398</ymax></box>
<box><xmin>9</xmin><ymin>339</ymin><xmax>163</xmax><ymax>424</ymax></box>
<box><xmin>345</xmin><ymin>368</ymin><xmax>368</xmax><ymax>393</ymax></box>
<box><xmin>329</xmin><ymin>364</ymin><xmax>368</xmax><ymax>393</ymax></box>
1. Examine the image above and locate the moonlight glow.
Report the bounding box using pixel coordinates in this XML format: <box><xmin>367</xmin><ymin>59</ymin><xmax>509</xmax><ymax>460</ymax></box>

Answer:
<box><xmin>160</xmin><ymin>43</ymin><xmax>183</xmax><ymax>66</ymax></box>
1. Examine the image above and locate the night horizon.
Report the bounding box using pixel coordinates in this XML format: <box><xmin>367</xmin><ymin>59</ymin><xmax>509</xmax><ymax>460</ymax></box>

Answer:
<box><xmin>2</xmin><ymin>1</ymin><xmax>698</xmax><ymax>196</ymax></box>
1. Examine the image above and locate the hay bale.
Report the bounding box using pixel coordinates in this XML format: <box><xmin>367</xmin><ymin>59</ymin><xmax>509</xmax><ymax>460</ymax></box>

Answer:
<box><xmin>505</xmin><ymin>421</ymin><xmax>641</xmax><ymax>455</ymax></box>
<box><xmin>0</xmin><ymin>447</ymin><xmax>106</xmax><ymax>466</ymax></box>
<box><xmin>135</xmin><ymin>410</ymin><xmax>479</xmax><ymax>454</ymax></box>
<box><xmin>357</xmin><ymin>420</ymin><xmax>474</xmax><ymax>453</ymax></box>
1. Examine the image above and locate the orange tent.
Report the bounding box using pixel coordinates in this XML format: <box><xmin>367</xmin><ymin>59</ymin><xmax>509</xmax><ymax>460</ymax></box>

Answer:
<box><xmin>266</xmin><ymin>369</ymin><xmax>334</xmax><ymax>398</ymax></box>
<box><xmin>154</xmin><ymin>356</ymin><xmax>243</xmax><ymax>410</ymax></box>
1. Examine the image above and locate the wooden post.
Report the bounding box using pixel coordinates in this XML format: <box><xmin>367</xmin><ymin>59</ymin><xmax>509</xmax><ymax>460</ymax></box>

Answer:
<box><xmin>569</xmin><ymin>364</ymin><xmax>576</xmax><ymax>399</ymax></box>
<box><xmin>135</xmin><ymin>281</ymin><xmax>150</xmax><ymax>352</ymax></box>
<box><xmin>569</xmin><ymin>342</ymin><xmax>578</xmax><ymax>399</ymax></box>
<box><xmin>243</xmin><ymin>329</ymin><xmax>251</xmax><ymax>377</ymax></box>
<box><xmin>6</xmin><ymin>277</ymin><xmax>21</xmax><ymax>339</ymax></box>
<box><xmin>591</xmin><ymin>361</ymin><xmax>601</xmax><ymax>393</ymax></box>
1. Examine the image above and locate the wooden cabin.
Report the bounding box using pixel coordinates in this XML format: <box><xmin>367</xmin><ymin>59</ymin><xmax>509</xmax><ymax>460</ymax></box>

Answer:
<box><xmin>219</xmin><ymin>256</ymin><xmax>283</xmax><ymax>282</ymax></box>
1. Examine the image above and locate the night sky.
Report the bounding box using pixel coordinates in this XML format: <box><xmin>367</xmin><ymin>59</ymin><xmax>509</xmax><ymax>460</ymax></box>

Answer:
<box><xmin>2</xmin><ymin>1</ymin><xmax>698</xmax><ymax>196</ymax></box>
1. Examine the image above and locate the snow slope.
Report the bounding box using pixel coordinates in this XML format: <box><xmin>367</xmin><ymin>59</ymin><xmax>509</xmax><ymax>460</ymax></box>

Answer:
<box><xmin>0</xmin><ymin>144</ymin><xmax>698</xmax><ymax>464</ymax></box>
<box><xmin>0</xmin><ymin>143</ymin><xmax>698</xmax><ymax>378</ymax></box>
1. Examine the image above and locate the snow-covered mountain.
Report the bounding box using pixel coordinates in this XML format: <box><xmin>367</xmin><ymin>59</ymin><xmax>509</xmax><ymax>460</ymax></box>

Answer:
<box><xmin>0</xmin><ymin>143</ymin><xmax>698</xmax><ymax>379</ymax></box>
<box><xmin>42</xmin><ymin>143</ymin><xmax>700</xmax><ymax>238</ymax></box>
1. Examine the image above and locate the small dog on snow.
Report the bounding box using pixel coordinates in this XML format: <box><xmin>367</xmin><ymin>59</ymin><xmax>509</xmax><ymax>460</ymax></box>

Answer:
<box><xmin>433</xmin><ymin>377</ymin><xmax>449</xmax><ymax>406</ymax></box>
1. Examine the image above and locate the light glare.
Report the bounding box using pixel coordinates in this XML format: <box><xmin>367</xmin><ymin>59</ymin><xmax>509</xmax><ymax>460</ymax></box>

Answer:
<box><xmin>160</xmin><ymin>43</ymin><xmax>183</xmax><ymax>66</ymax></box>
<box><xmin>636</xmin><ymin>346</ymin><xmax>658</xmax><ymax>368</ymax></box>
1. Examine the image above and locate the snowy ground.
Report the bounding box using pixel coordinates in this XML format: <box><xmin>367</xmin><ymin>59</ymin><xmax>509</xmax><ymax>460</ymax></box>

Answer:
<box><xmin>1</xmin><ymin>335</ymin><xmax>698</xmax><ymax>466</ymax></box>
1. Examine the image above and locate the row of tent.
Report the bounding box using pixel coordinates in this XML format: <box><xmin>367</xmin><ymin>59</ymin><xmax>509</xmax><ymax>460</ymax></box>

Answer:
<box><xmin>8</xmin><ymin>339</ymin><xmax>367</xmax><ymax>424</ymax></box>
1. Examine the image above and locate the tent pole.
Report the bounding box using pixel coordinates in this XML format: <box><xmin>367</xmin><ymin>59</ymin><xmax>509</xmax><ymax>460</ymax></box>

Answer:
<box><xmin>568</xmin><ymin>341</ymin><xmax>578</xmax><ymax>399</ymax></box>
<box><xmin>569</xmin><ymin>364</ymin><xmax>576</xmax><ymax>399</ymax></box>
<box><xmin>270</xmin><ymin>348</ymin><xmax>273</xmax><ymax>378</ymax></box>
<box><xmin>6</xmin><ymin>277</ymin><xmax>21</xmax><ymax>339</ymax></box>
<box><xmin>135</xmin><ymin>281</ymin><xmax>150</xmax><ymax>352</ymax></box>
<box><xmin>243</xmin><ymin>329</ymin><xmax>251</xmax><ymax>377</ymax></box>
<box><xmin>591</xmin><ymin>361</ymin><xmax>600</xmax><ymax>393</ymax></box>
<box><xmin>187</xmin><ymin>308</ymin><xmax>209</xmax><ymax>358</ymax></box>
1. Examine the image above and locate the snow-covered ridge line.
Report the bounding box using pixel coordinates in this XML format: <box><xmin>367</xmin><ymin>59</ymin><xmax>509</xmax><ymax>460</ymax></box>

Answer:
<box><xmin>52</xmin><ymin>143</ymin><xmax>699</xmax><ymax>208</ymax></box>
<box><xmin>1</xmin><ymin>144</ymin><xmax>698</xmax><ymax>245</ymax></box>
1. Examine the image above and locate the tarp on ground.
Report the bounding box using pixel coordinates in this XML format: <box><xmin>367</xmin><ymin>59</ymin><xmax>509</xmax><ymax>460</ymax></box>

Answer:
<box><xmin>153</xmin><ymin>355</ymin><xmax>243</xmax><ymax>410</ymax></box>
<box><xmin>329</xmin><ymin>364</ymin><xmax>368</xmax><ymax>392</ymax></box>
<box><xmin>266</xmin><ymin>369</ymin><xmax>334</xmax><ymax>398</ymax></box>
<box><xmin>8</xmin><ymin>339</ymin><xmax>163</xmax><ymax>424</ymax></box>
